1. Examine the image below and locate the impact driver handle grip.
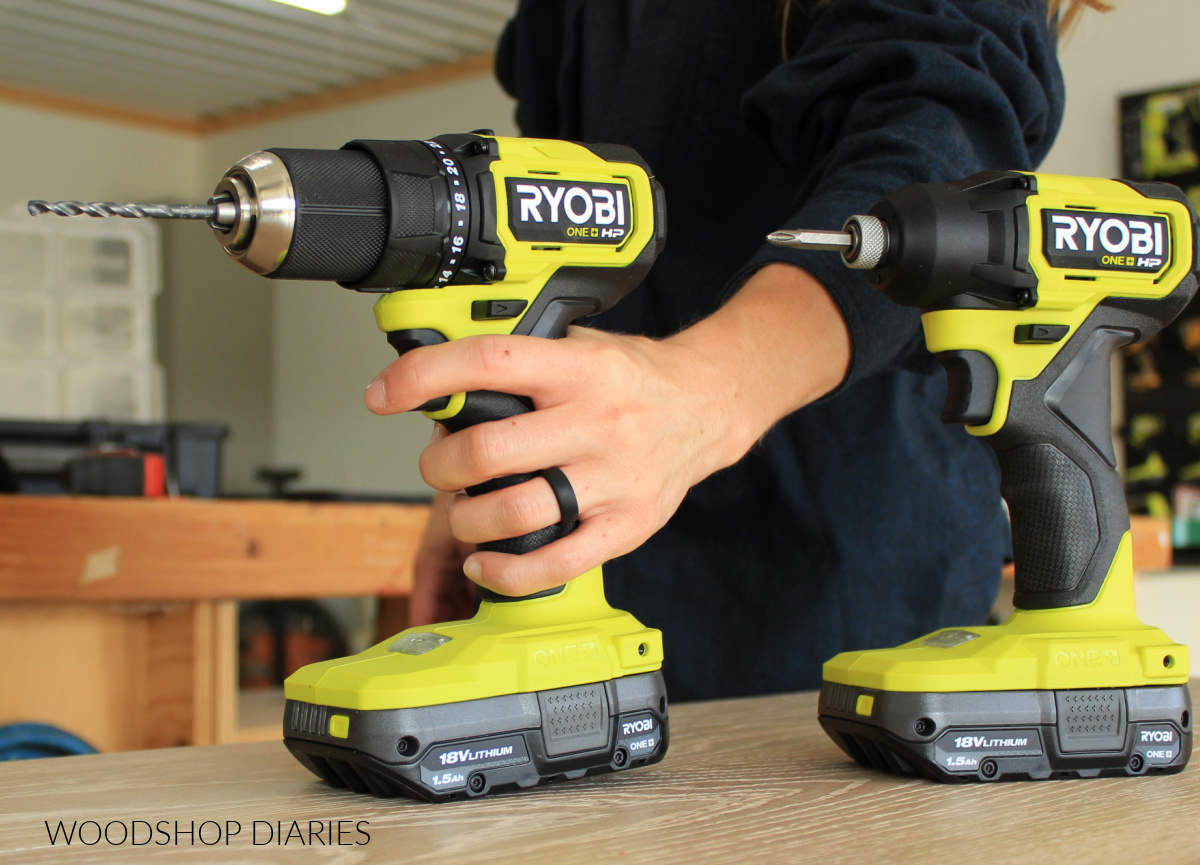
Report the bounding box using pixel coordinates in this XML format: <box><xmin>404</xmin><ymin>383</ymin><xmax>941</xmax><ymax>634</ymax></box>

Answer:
<box><xmin>969</xmin><ymin>326</ymin><xmax>1135</xmax><ymax>610</ymax></box>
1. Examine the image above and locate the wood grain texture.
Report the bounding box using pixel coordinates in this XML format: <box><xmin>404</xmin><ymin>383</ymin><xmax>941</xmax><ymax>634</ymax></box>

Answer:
<box><xmin>0</xmin><ymin>496</ymin><xmax>429</xmax><ymax>600</ymax></box>
<box><xmin>0</xmin><ymin>602</ymin><xmax>154</xmax><ymax>753</ymax></box>
<box><xmin>0</xmin><ymin>684</ymin><xmax>1195</xmax><ymax>864</ymax></box>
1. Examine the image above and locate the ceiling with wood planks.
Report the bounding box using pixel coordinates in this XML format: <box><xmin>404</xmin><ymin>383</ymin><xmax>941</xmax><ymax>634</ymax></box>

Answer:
<box><xmin>0</xmin><ymin>0</ymin><xmax>515</xmax><ymax>131</ymax></box>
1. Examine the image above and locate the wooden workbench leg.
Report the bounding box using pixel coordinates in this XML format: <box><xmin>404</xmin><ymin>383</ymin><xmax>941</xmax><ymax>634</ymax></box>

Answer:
<box><xmin>211</xmin><ymin>600</ymin><xmax>238</xmax><ymax>745</ymax></box>
<box><xmin>142</xmin><ymin>601</ymin><xmax>237</xmax><ymax>749</ymax></box>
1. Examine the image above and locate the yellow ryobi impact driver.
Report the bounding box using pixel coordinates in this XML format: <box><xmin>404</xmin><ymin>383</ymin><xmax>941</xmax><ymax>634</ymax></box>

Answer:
<box><xmin>770</xmin><ymin>172</ymin><xmax>1197</xmax><ymax>782</ymax></box>
<box><xmin>31</xmin><ymin>132</ymin><xmax>669</xmax><ymax>801</ymax></box>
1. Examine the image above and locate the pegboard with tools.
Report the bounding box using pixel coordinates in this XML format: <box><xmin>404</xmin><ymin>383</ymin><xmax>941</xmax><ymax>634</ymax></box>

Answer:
<box><xmin>1122</xmin><ymin>293</ymin><xmax>1200</xmax><ymax>558</ymax></box>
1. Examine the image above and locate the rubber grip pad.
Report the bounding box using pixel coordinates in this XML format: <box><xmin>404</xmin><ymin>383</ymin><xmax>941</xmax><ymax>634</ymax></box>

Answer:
<box><xmin>997</xmin><ymin>443</ymin><xmax>1100</xmax><ymax>595</ymax></box>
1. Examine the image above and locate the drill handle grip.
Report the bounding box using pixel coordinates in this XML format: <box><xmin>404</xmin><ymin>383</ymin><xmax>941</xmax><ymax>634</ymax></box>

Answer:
<box><xmin>436</xmin><ymin>391</ymin><xmax>575</xmax><ymax>601</ymax></box>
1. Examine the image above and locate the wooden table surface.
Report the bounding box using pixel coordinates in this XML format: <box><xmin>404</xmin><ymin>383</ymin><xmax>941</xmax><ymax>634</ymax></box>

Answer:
<box><xmin>1</xmin><ymin>684</ymin><xmax>1196</xmax><ymax>864</ymax></box>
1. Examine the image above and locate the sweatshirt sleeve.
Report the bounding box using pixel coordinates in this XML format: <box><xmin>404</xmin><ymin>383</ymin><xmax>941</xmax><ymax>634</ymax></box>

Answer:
<box><xmin>736</xmin><ymin>0</ymin><xmax>1064</xmax><ymax>390</ymax></box>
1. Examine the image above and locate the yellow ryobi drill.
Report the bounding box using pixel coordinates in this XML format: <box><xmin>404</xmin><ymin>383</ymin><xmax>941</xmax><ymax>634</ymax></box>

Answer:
<box><xmin>770</xmin><ymin>172</ymin><xmax>1197</xmax><ymax>782</ymax></box>
<box><xmin>31</xmin><ymin>132</ymin><xmax>669</xmax><ymax>801</ymax></box>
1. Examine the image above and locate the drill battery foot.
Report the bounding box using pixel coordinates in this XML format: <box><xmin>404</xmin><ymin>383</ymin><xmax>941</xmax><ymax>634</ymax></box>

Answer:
<box><xmin>284</xmin><ymin>672</ymin><xmax>668</xmax><ymax>802</ymax></box>
<box><xmin>281</xmin><ymin>567</ymin><xmax>668</xmax><ymax>801</ymax></box>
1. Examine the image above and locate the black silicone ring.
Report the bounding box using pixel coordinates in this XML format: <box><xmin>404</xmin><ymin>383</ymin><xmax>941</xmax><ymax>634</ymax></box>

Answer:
<box><xmin>537</xmin><ymin>467</ymin><xmax>578</xmax><ymax>529</ymax></box>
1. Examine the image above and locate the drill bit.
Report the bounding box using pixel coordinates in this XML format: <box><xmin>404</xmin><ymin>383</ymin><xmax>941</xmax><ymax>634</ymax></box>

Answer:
<box><xmin>767</xmin><ymin>228</ymin><xmax>854</xmax><ymax>251</ymax></box>
<box><xmin>768</xmin><ymin>215</ymin><xmax>889</xmax><ymax>270</ymax></box>
<box><xmin>28</xmin><ymin>200</ymin><xmax>217</xmax><ymax>220</ymax></box>
<box><xmin>27</xmin><ymin>200</ymin><xmax>238</xmax><ymax>230</ymax></box>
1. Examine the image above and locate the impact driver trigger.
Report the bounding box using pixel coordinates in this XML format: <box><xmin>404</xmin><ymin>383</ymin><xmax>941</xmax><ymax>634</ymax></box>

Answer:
<box><xmin>935</xmin><ymin>349</ymin><xmax>999</xmax><ymax>427</ymax></box>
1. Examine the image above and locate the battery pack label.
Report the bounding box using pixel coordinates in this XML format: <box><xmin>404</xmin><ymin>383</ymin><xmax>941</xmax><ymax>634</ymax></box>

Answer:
<box><xmin>1134</xmin><ymin>725</ymin><xmax>1182</xmax><ymax>766</ymax></box>
<box><xmin>507</xmin><ymin>178</ymin><xmax>631</xmax><ymax>245</ymax></box>
<box><xmin>419</xmin><ymin>735</ymin><xmax>530</xmax><ymax>792</ymax></box>
<box><xmin>616</xmin><ymin>712</ymin><xmax>661</xmax><ymax>758</ymax></box>
<box><xmin>933</xmin><ymin>728</ymin><xmax>1043</xmax><ymax>773</ymax></box>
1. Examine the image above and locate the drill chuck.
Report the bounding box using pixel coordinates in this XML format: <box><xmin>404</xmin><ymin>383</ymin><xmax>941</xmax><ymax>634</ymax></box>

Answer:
<box><xmin>842</xmin><ymin>214</ymin><xmax>888</xmax><ymax>269</ymax></box>
<box><xmin>29</xmin><ymin>135</ymin><xmax>510</xmax><ymax>292</ymax></box>
<box><xmin>212</xmin><ymin>137</ymin><xmax>514</xmax><ymax>289</ymax></box>
<box><xmin>209</xmin><ymin>150</ymin><xmax>299</xmax><ymax>275</ymax></box>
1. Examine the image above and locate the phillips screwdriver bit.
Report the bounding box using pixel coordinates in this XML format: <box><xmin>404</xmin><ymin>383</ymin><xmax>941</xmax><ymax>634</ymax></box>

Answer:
<box><xmin>768</xmin><ymin>215</ymin><xmax>889</xmax><ymax>270</ymax></box>
<box><xmin>767</xmin><ymin>228</ymin><xmax>854</xmax><ymax>250</ymax></box>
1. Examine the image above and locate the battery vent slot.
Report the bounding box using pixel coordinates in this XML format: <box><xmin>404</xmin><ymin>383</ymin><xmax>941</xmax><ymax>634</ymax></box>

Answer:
<box><xmin>289</xmin><ymin>701</ymin><xmax>330</xmax><ymax>737</ymax></box>
<box><xmin>822</xmin><ymin>682</ymin><xmax>858</xmax><ymax>716</ymax></box>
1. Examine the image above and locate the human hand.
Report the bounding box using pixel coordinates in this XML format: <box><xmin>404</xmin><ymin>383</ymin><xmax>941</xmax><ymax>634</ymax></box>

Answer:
<box><xmin>410</xmin><ymin>489</ymin><xmax>477</xmax><ymax>626</ymax></box>
<box><xmin>367</xmin><ymin>263</ymin><xmax>850</xmax><ymax>600</ymax></box>
<box><xmin>365</xmin><ymin>326</ymin><xmax>753</xmax><ymax>598</ymax></box>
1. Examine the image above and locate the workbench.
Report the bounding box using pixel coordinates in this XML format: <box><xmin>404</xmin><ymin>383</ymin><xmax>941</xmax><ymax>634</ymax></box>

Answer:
<box><xmin>0</xmin><ymin>685</ymin><xmax>1195</xmax><ymax>864</ymax></box>
<box><xmin>0</xmin><ymin>496</ymin><xmax>428</xmax><ymax>751</ymax></box>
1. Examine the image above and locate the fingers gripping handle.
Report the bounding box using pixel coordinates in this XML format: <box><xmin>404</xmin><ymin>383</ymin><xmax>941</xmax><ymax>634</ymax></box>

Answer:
<box><xmin>438</xmin><ymin>391</ymin><xmax>575</xmax><ymax>601</ymax></box>
<box><xmin>980</xmin><ymin>327</ymin><xmax>1134</xmax><ymax>610</ymax></box>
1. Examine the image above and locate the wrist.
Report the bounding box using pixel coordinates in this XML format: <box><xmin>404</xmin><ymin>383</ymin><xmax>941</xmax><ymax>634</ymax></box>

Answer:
<box><xmin>655</xmin><ymin>334</ymin><xmax>762</xmax><ymax>479</ymax></box>
<box><xmin>663</xmin><ymin>263</ymin><xmax>851</xmax><ymax>472</ymax></box>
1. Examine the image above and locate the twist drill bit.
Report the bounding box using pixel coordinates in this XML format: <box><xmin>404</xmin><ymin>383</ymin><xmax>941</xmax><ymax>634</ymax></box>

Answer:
<box><xmin>27</xmin><ymin>200</ymin><xmax>237</xmax><ymax>229</ymax></box>
<box><xmin>28</xmin><ymin>200</ymin><xmax>216</xmax><ymax>220</ymax></box>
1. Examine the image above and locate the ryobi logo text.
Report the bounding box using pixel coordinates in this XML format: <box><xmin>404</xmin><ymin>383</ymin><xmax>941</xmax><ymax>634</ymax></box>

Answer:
<box><xmin>507</xmin><ymin>178</ymin><xmax>630</xmax><ymax>245</ymax></box>
<box><xmin>1141</xmin><ymin>729</ymin><xmax>1174</xmax><ymax>743</ymax></box>
<box><xmin>1042</xmin><ymin>209</ymin><xmax>1170</xmax><ymax>273</ymax></box>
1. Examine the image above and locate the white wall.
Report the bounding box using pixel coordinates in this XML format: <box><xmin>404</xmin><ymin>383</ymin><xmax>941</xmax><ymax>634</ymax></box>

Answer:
<box><xmin>0</xmin><ymin>103</ymin><xmax>203</xmax><ymax>208</ymax></box>
<box><xmin>1041</xmin><ymin>0</ymin><xmax>1200</xmax><ymax>178</ymax></box>
<box><xmin>203</xmin><ymin>74</ymin><xmax>517</xmax><ymax>495</ymax></box>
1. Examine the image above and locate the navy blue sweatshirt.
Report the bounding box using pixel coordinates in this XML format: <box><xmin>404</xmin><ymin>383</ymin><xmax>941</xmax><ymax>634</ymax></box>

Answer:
<box><xmin>496</xmin><ymin>0</ymin><xmax>1065</xmax><ymax>701</ymax></box>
